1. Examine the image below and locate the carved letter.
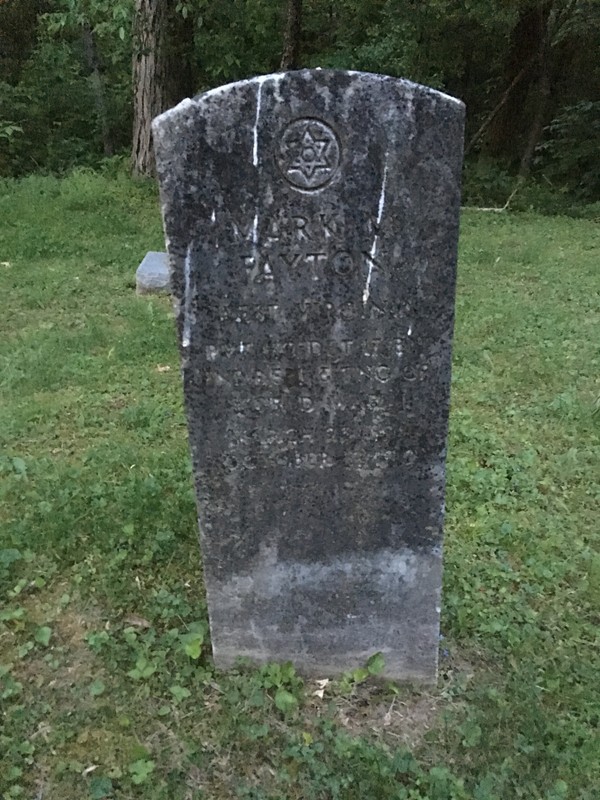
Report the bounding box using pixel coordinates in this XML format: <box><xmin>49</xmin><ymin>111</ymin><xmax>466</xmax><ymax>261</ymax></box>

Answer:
<box><xmin>281</xmin><ymin>252</ymin><xmax>303</xmax><ymax>269</ymax></box>
<box><xmin>332</xmin><ymin>251</ymin><xmax>355</xmax><ymax>275</ymax></box>
<box><xmin>293</xmin><ymin>215</ymin><xmax>311</xmax><ymax>241</ymax></box>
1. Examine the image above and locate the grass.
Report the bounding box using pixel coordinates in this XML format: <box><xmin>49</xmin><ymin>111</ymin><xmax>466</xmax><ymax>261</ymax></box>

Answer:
<box><xmin>0</xmin><ymin>170</ymin><xmax>599</xmax><ymax>799</ymax></box>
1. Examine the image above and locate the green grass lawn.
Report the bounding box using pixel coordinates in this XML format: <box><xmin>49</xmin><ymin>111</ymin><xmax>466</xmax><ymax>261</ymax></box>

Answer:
<box><xmin>1</xmin><ymin>171</ymin><xmax>598</xmax><ymax>800</ymax></box>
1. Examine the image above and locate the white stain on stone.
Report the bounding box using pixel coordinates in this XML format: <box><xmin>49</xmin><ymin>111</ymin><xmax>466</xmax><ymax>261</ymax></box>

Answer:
<box><xmin>216</xmin><ymin>544</ymin><xmax>426</xmax><ymax>606</ymax></box>
<box><xmin>404</xmin><ymin>85</ymin><xmax>415</xmax><ymax>137</ymax></box>
<box><xmin>253</xmin><ymin>74</ymin><xmax>271</xmax><ymax>167</ymax></box>
<box><xmin>252</xmin><ymin>213</ymin><xmax>259</xmax><ymax>255</ymax></box>
<box><xmin>211</xmin><ymin>209</ymin><xmax>216</xmax><ymax>224</ymax></box>
<box><xmin>408</xmin><ymin>324</ymin><xmax>413</xmax><ymax>337</ymax></box>
<box><xmin>252</xmin><ymin>73</ymin><xmax>283</xmax><ymax>258</ymax></box>
<box><xmin>376</xmin><ymin>162</ymin><xmax>389</xmax><ymax>224</ymax></box>
<box><xmin>363</xmin><ymin>158</ymin><xmax>389</xmax><ymax>305</ymax></box>
<box><xmin>432</xmin><ymin>86</ymin><xmax>465</xmax><ymax>107</ymax></box>
<box><xmin>152</xmin><ymin>96</ymin><xmax>196</xmax><ymax>128</ymax></box>
<box><xmin>239</xmin><ymin>342</ymin><xmax>245</xmax><ymax>354</ymax></box>
<box><xmin>181</xmin><ymin>243</ymin><xmax>194</xmax><ymax>348</ymax></box>
<box><xmin>405</xmin><ymin>84</ymin><xmax>414</xmax><ymax>114</ymax></box>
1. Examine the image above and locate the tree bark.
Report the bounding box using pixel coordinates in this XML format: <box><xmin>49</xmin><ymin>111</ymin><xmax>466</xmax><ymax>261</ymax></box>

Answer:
<box><xmin>165</xmin><ymin>4</ymin><xmax>195</xmax><ymax>109</ymax></box>
<box><xmin>280</xmin><ymin>0</ymin><xmax>303</xmax><ymax>71</ymax></box>
<box><xmin>82</xmin><ymin>22</ymin><xmax>113</xmax><ymax>157</ymax></box>
<box><xmin>131</xmin><ymin>0</ymin><xmax>166</xmax><ymax>177</ymax></box>
<box><xmin>131</xmin><ymin>0</ymin><xmax>195</xmax><ymax>178</ymax></box>
<box><xmin>486</xmin><ymin>2</ymin><xmax>552</xmax><ymax>159</ymax></box>
<box><xmin>519</xmin><ymin>30</ymin><xmax>552</xmax><ymax>178</ymax></box>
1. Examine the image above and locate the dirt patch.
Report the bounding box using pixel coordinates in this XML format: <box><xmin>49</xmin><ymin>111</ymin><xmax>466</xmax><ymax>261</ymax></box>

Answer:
<box><xmin>304</xmin><ymin>650</ymin><xmax>476</xmax><ymax>751</ymax></box>
<box><xmin>15</xmin><ymin>585</ymin><xmax>106</xmax><ymax>695</ymax></box>
<box><xmin>336</xmin><ymin>687</ymin><xmax>440</xmax><ymax>750</ymax></box>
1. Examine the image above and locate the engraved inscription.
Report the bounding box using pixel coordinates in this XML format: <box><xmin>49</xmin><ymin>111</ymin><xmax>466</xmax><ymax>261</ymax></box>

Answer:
<box><xmin>199</xmin><ymin>205</ymin><xmax>413</xmax><ymax>471</ymax></box>
<box><xmin>196</xmin><ymin>202</ymin><xmax>416</xmax><ymax>472</ymax></box>
<box><xmin>277</xmin><ymin>119</ymin><xmax>341</xmax><ymax>191</ymax></box>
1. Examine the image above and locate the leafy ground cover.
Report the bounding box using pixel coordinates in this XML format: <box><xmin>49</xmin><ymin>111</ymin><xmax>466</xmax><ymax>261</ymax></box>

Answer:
<box><xmin>0</xmin><ymin>172</ymin><xmax>598</xmax><ymax>799</ymax></box>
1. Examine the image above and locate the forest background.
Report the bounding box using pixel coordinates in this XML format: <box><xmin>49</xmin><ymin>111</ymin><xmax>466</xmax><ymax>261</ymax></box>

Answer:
<box><xmin>1</xmin><ymin>0</ymin><xmax>599</xmax><ymax>209</ymax></box>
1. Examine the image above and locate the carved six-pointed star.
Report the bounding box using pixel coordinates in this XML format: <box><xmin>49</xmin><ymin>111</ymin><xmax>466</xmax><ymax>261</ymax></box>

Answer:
<box><xmin>288</xmin><ymin>128</ymin><xmax>332</xmax><ymax>180</ymax></box>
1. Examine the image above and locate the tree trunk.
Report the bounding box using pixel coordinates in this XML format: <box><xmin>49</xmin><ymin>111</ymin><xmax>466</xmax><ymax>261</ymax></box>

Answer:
<box><xmin>465</xmin><ymin>62</ymin><xmax>531</xmax><ymax>156</ymax></box>
<box><xmin>131</xmin><ymin>0</ymin><xmax>166</xmax><ymax>177</ymax></box>
<box><xmin>519</xmin><ymin>32</ymin><xmax>552</xmax><ymax>178</ymax></box>
<box><xmin>131</xmin><ymin>0</ymin><xmax>195</xmax><ymax>178</ymax></box>
<box><xmin>486</xmin><ymin>2</ymin><xmax>552</xmax><ymax>159</ymax></box>
<box><xmin>81</xmin><ymin>22</ymin><xmax>113</xmax><ymax>157</ymax></box>
<box><xmin>165</xmin><ymin>4</ymin><xmax>195</xmax><ymax>106</ymax></box>
<box><xmin>280</xmin><ymin>0</ymin><xmax>303</xmax><ymax>71</ymax></box>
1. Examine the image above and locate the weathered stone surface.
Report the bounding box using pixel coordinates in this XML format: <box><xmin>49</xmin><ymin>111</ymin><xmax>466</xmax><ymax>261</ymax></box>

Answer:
<box><xmin>136</xmin><ymin>251</ymin><xmax>170</xmax><ymax>294</ymax></box>
<box><xmin>153</xmin><ymin>69</ymin><xmax>465</xmax><ymax>683</ymax></box>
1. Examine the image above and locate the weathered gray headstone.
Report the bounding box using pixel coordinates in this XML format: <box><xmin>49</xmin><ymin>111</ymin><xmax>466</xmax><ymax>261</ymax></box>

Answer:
<box><xmin>135</xmin><ymin>251</ymin><xmax>170</xmax><ymax>294</ymax></box>
<box><xmin>153</xmin><ymin>69</ymin><xmax>464</xmax><ymax>683</ymax></box>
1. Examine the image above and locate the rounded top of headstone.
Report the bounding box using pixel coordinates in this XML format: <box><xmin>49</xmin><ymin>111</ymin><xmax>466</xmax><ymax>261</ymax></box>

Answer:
<box><xmin>152</xmin><ymin>69</ymin><xmax>464</xmax><ymax>132</ymax></box>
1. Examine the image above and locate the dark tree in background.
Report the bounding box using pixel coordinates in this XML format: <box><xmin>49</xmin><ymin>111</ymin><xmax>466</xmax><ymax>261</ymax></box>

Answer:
<box><xmin>483</xmin><ymin>1</ymin><xmax>554</xmax><ymax>178</ymax></box>
<box><xmin>131</xmin><ymin>0</ymin><xmax>195</xmax><ymax>177</ymax></box>
<box><xmin>280</xmin><ymin>0</ymin><xmax>303</xmax><ymax>70</ymax></box>
<box><xmin>472</xmin><ymin>0</ymin><xmax>598</xmax><ymax>181</ymax></box>
<box><xmin>81</xmin><ymin>21</ymin><xmax>113</xmax><ymax>157</ymax></box>
<box><xmin>0</xmin><ymin>0</ymin><xmax>50</xmax><ymax>83</ymax></box>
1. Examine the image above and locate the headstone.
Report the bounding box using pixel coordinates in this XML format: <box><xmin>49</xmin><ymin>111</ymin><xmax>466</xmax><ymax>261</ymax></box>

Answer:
<box><xmin>153</xmin><ymin>69</ymin><xmax>464</xmax><ymax>683</ymax></box>
<box><xmin>135</xmin><ymin>251</ymin><xmax>170</xmax><ymax>294</ymax></box>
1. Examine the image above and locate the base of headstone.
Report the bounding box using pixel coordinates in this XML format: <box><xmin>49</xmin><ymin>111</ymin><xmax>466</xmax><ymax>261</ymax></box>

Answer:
<box><xmin>135</xmin><ymin>251</ymin><xmax>170</xmax><ymax>294</ymax></box>
<box><xmin>208</xmin><ymin>544</ymin><xmax>442</xmax><ymax>682</ymax></box>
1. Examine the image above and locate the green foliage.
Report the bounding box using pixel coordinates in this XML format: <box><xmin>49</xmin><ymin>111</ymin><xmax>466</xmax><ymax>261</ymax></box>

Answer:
<box><xmin>44</xmin><ymin>0</ymin><xmax>132</xmax><ymax>37</ymax></box>
<box><xmin>462</xmin><ymin>160</ymin><xmax>516</xmax><ymax>207</ymax></box>
<box><xmin>0</xmin><ymin>121</ymin><xmax>23</xmax><ymax>143</ymax></box>
<box><xmin>310</xmin><ymin>0</ymin><xmax>514</xmax><ymax>90</ymax></box>
<box><xmin>193</xmin><ymin>0</ymin><xmax>283</xmax><ymax>83</ymax></box>
<box><xmin>89</xmin><ymin>775</ymin><xmax>113</xmax><ymax>798</ymax></box>
<box><xmin>180</xmin><ymin>621</ymin><xmax>208</xmax><ymax>659</ymax></box>
<box><xmin>128</xmin><ymin>758</ymin><xmax>156</xmax><ymax>785</ymax></box>
<box><xmin>338</xmin><ymin>651</ymin><xmax>388</xmax><ymax>692</ymax></box>
<box><xmin>34</xmin><ymin>625</ymin><xmax>52</xmax><ymax>646</ymax></box>
<box><xmin>0</xmin><ymin>0</ymin><xmax>131</xmax><ymax>176</ymax></box>
<box><xmin>365</xmin><ymin>651</ymin><xmax>386</xmax><ymax>676</ymax></box>
<box><xmin>462</xmin><ymin>158</ymin><xmax>600</xmax><ymax>217</ymax></box>
<box><xmin>537</xmin><ymin>101</ymin><xmax>600</xmax><ymax>200</ymax></box>
<box><xmin>269</xmin><ymin>723</ymin><xmax>470</xmax><ymax>800</ymax></box>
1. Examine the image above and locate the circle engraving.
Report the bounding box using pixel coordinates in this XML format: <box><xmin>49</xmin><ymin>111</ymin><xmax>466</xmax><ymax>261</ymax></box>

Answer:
<box><xmin>277</xmin><ymin>118</ymin><xmax>341</xmax><ymax>191</ymax></box>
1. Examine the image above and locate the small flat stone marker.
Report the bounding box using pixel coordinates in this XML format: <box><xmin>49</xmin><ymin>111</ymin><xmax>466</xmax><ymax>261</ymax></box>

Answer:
<box><xmin>135</xmin><ymin>251</ymin><xmax>170</xmax><ymax>294</ymax></box>
<box><xmin>153</xmin><ymin>69</ymin><xmax>465</xmax><ymax>683</ymax></box>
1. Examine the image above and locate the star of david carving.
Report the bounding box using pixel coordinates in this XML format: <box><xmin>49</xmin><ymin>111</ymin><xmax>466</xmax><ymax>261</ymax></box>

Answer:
<box><xmin>277</xmin><ymin>118</ymin><xmax>341</xmax><ymax>190</ymax></box>
<box><xmin>288</xmin><ymin>128</ymin><xmax>332</xmax><ymax>181</ymax></box>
